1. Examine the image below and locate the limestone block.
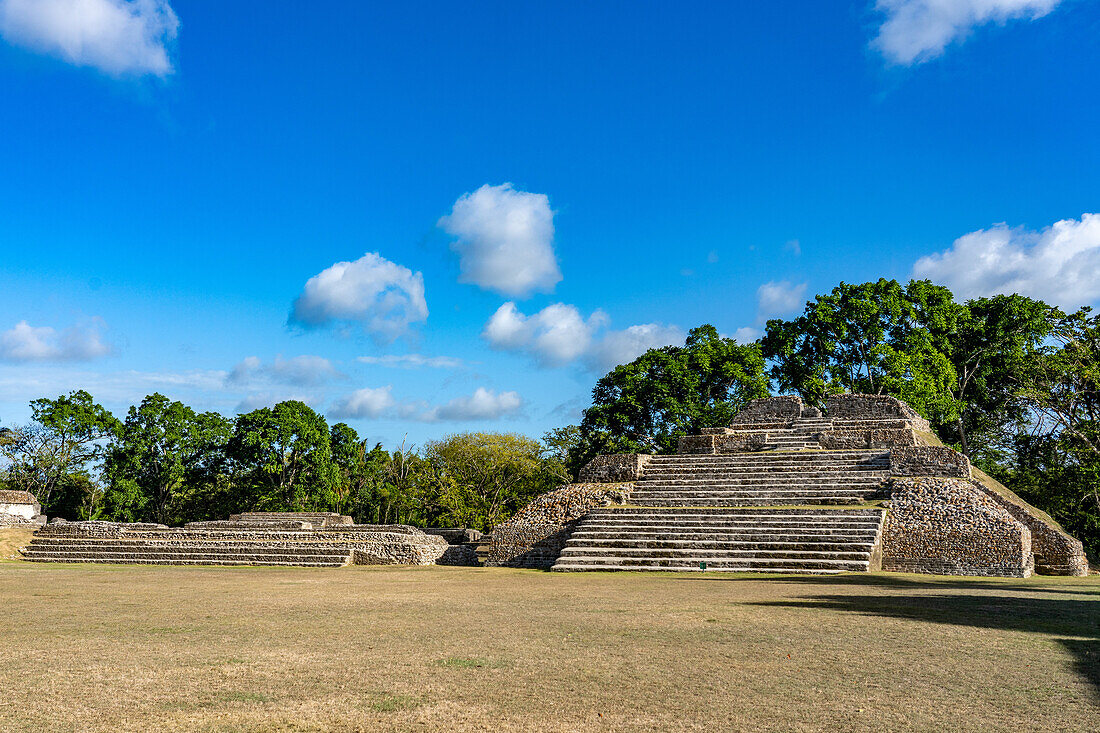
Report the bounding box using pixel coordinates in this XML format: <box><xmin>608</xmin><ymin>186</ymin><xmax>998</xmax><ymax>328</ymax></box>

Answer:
<box><xmin>825</xmin><ymin>394</ymin><xmax>931</xmax><ymax>432</ymax></box>
<box><xmin>579</xmin><ymin>453</ymin><xmax>653</xmax><ymax>482</ymax></box>
<box><xmin>713</xmin><ymin>433</ymin><xmax>769</xmax><ymax>453</ymax></box>
<box><xmin>729</xmin><ymin>396</ymin><xmax>803</xmax><ymax>424</ymax></box>
<box><xmin>677</xmin><ymin>435</ymin><xmax>716</xmax><ymax>454</ymax></box>
<box><xmin>890</xmin><ymin>446</ymin><xmax>971</xmax><ymax>478</ymax></box>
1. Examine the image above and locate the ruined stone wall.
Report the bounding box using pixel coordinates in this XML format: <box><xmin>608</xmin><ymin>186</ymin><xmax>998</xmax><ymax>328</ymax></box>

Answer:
<box><xmin>579</xmin><ymin>454</ymin><xmax>652</xmax><ymax>482</ymax></box>
<box><xmin>486</xmin><ymin>483</ymin><xmax>633</xmax><ymax>569</ymax></box>
<box><xmin>678</xmin><ymin>433</ymin><xmax>769</xmax><ymax>454</ymax></box>
<box><xmin>729</xmin><ymin>396</ymin><xmax>802</xmax><ymax>424</ymax></box>
<box><xmin>817</xmin><ymin>427</ymin><xmax>916</xmax><ymax>450</ymax></box>
<box><xmin>825</xmin><ymin>394</ymin><xmax>931</xmax><ymax>432</ymax></box>
<box><xmin>882</xmin><ymin>477</ymin><xmax>1032</xmax><ymax>577</ymax></box>
<box><xmin>0</xmin><ymin>490</ymin><xmax>45</xmax><ymax>527</ymax></box>
<box><xmin>890</xmin><ymin>445</ymin><xmax>971</xmax><ymax>478</ymax></box>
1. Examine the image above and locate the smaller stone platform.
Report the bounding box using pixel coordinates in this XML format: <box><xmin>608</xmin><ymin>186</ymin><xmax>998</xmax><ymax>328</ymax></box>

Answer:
<box><xmin>20</xmin><ymin>512</ymin><xmax>448</xmax><ymax>567</ymax></box>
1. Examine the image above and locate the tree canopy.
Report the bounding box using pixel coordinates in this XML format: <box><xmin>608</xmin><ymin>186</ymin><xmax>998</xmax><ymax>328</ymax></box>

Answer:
<box><xmin>571</xmin><ymin>325</ymin><xmax>769</xmax><ymax>470</ymax></box>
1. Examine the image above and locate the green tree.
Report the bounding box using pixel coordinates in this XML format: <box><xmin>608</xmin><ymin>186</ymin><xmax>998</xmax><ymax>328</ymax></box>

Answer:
<box><xmin>762</xmin><ymin>279</ymin><xmax>961</xmax><ymax>425</ymax></box>
<box><xmin>102</xmin><ymin>394</ymin><xmax>232</xmax><ymax>524</ymax></box>
<box><xmin>541</xmin><ymin>425</ymin><xmax>581</xmax><ymax>482</ymax></box>
<box><xmin>328</xmin><ymin>422</ymin><xmax>397</xmax><ymax>522</ymax></box>
<box><xmin>0</xmin><ymin>391</ymin><xmax>119</xmax><ymax>515</ymax></box>
<box><xmin>573</xmin><ymin>325</ymin><xmax>769</xmax><ymax>468</ymax></box>
<box><xmin>940</xmin><ymin>294</ymin><xmax>1057</xmax><ymax>458</ymax></box>
<box><xmin>420</xmin><ymin>432</ymin><xmax>558</xmax><ymax>530</ymax></box>
<box><xmin>227</xmin><ymin>401</ymin><xmax>337</xmax><ymax>511</ymax></box>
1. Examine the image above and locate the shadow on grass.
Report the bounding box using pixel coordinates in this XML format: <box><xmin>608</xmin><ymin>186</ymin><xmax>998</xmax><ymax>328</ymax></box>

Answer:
<box><xmin>750</xmin><ymin>590</ymin><xmax>1100</xmax><ymax>698</ymax></box>
<box><xmin>668</xmin><ymin>571</ymin><xmax>1100</xmax><ymax>596</ymax></box>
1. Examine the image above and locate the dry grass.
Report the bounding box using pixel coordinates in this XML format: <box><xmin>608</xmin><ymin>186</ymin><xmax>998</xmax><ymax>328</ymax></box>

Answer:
<box><xmin>0</xmin><ymin>553</ymin><xmax>1097</xmax><ymax>732</ymax></box>
<box><xmin>0</xmin><ymin>526</ymin><xmax>35</xmax><ymax>561</ymax></box>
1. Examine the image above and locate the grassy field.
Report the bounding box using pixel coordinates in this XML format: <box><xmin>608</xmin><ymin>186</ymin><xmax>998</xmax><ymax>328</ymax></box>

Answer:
<box><xmin>0</xmin><ymin>549</ymin><xmax>1097</xmax><ymax>732</ymax></box>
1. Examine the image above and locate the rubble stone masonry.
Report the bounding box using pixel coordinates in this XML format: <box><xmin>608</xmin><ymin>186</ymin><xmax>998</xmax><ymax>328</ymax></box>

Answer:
<box><xmin>882</xmin><ymin>477</ymin><xmax>1032</xmax><ymax>577</ymax></box>
<box><xmin>486</xmin><ymin>483</ymin><xmax>634</xmax><ymax>569</ymax></box>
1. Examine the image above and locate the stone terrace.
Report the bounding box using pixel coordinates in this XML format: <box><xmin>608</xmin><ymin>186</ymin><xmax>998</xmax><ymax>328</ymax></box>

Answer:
<box><xmin>545</xmin><ymin>394</ymin><xmax>1088</xmax><ymax>576</ymax></box>
<box><xmin>21</xmin><ymin>513</ymin><xmax>448</xmax><ymax>567</ymax></box>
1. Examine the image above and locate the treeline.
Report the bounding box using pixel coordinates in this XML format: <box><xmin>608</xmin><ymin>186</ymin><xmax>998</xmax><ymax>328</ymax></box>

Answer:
<box><xmin>570</xmin><ymin>281</ymin><xmax>1100</xmax><ymax>558</ymax></box>
<box><xmin>3</xmin><ymin>278</ymin><xmax>1098</xmax><ymax>554</ymax></box>
<box><xmin>0</xmin><ymin>394</ymin><xmax>565</xmax><ymax>531</ymax></box>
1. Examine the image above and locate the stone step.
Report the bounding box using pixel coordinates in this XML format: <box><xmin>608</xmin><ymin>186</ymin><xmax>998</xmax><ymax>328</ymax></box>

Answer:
<box><xmin>633</xmin><ymin>498</ymin><xmax>869</xmax><ymax>506</ymax></box>
<box><xmin>630</xmin><ymin>489</ymin><xmax>877</xmax><ymax>497</ymax></box>
<box><xmin>639</xmin><ymin>479</ymin><xmax>884</xmax><ymax>486</ymax></box>
<box><xmin>557</xmin><ymin>547</ymin><xmax>871</xmax><ymax>561</ymax></box>
<box><xmin>586</xmin><ymin>506</ymin><xmax>885</xmax><ymax>515</ymax></box>
<box><xmin>20</xmin><ymin>547</ymin><xmax>352</xmax><ymax>561</ymax></box>
<box><xmin>550</xmin><ymin>563</ymin><xmax>848</xmax><ymax>574</ymax></box>
<box><xmin>649</xmin><ymin>459</ymin><xmax>889</xmax><ymax>468</ymax></box>
<box><xmin>653</xmin><ymin>448</ymin><xmax>887</xmax><ymax>458</ymax></box>
<box><xmin>576</xmin><ymin>522</ymin><xmax>881</xmax><ymax>532</ymax></box>
<box><xmin>552</xmin><ymin>557</ymin><xmax>870</xmax><ymax>572</ymax></box>
<box><xmin>571</xmin><ymin>531</ymin><xmax>879</xmax><ymax>543</ymax></box>
<box><xmin>22</xmin><ymin>556</ymin><xmax>347</xmax><ymax>567</ymax></box>
<box><xmin>564</xmin><ymin>538</ymin><xmax>875</xmax><ymax>552</ymax></box>
<box><xmin>582</xmin><ymin>512</ymin><xmax>883</xmax><ymax>522</ymax></box>
<box><xmin>646</xmin><ymin>460</ymin><xmax>889</xmax><ymax>468</ymax></box>
<box><xmin>650</xmin><ymin>472</ymin><xmax>886</xmax><ymax>479</ymax></box>
<box><xmin>632</xmin><ymin>492</ymin><xmax>879</xmax><ymax>500</ymax></box>
<box><xmin>23</xmin><ymin>541</ymin><xmax>353</xmax><ymax>555</ymax></box>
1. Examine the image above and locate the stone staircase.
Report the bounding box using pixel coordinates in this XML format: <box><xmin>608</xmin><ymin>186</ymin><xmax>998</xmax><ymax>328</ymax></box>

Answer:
<box><xmin>631</xmin><ymin>450</ymin><xmax>890</xmax><ymax>506</ymax></box>
<box><xmin>554</xmin><ymin>396</ymin><xmax>905</xmax><ymax>575</ymax></box>
<box><xmin>553</xmin><ymin>507</ymin><xmax>884</xmax><ymax>572</ymax></box>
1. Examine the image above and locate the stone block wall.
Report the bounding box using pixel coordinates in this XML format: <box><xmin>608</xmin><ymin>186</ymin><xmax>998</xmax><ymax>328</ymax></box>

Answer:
<box><xmin>825</xmin><ymin>394</ymin><xmax>931</xmax><ymax>432</ymax></box>
<box><xmin>677</xmin><ymin>433</ymin><xmax>769</xmax><ymax>454</ymax></box>
<box><xmin>890</xmin><ymin>446</ymin><xmax>971</xmax><ymax>478</ymax></box>
<box><xmin>882</xmin><ymin>477</ymin><xmax>1032</xmax><ymax>577</ymax></box>
<box><xmin>817</xmin><ymin>428</ymin><xmax>916</xmax><ymax>450</ymax></box>
<box><xmin>579</xmin><ymin>454</ymin><xmax>652</xmax><ymax>483</ymax></box>
<box><xmin>729</xmin><ymin>396</ymin><xmax>802</xmax><ymax>424</ymax></box>
<box><xmin>486</xmin><ymin>483</ymin><xmax>633</xmax><ymax>569</ymax></box>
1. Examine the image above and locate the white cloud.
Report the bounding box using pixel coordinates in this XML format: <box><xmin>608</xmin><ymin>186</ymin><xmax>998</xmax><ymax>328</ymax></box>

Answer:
<box><xmin>482</xmin><ymin>301</ymin><xmax>682</xmax><ymax>371</ymax></box>
<box><xmin>234</xmin><ymin>392</ymin><xmax>322</xmax><ymax>414</ymax></box>
<box><xmin>0</xmin><ymin>0</ymin><xmax>179</xmax><ymax>77</ymax></box>
<box><xmin>290</xmin><ymin>252</ymin><xmax>428</xmax><ymax>342</ymax></box>
<box><xmin>872</xmin><ymin>0</ymin><xmax>1060</xmax><ymax>65</ymax></box>
<box><xmin>329</xmin><ymin>386</ymin><xmax>396</xmax><ymax>419</ymax></box>
<box><xmin>482</xmin><ymin>302</ymin><xmax>606</xmax><ymax>367</ymax></box>
<box><xmin>0</xmin><ymin>366</ymin><xmax>229</xmax><ymax>419</ymax></box>
<box><xmin>428</xmin><ymin>387</ymin><xmax>523</xmax><ymax>422</ymax></box>
<box><xmin>732</xmin><ymin>327</ymin><xmax>762</xmax><ymax>344</ymax></box>
<box><xmin>785</xmin><ymin>239</ymin><xmax>801</xmax><ymax>256</ymax></box>
<box><xmin>587</xmin><ymin>323</ymin><xmax>686</xmax><ymax>374</ymax></box>
<box><xmin>328</xmin><ymin>386</ymin><xmax>522</xmax><ymax>422</ymax></box>
<box><xmin>0</xmin><ymin>320</ymin><xmax>111</xmax><ymax>362</ymax></box>
<box><xmin>228</xmin><ymin>355</ymin><xmax>340</xmax><ymax>387</ymax></box>
<box><xmin>357</xmin><ymin>354</ymin><xmax>464</xmax><ymax>370</ymax></box>
<box><xmin>707</xmin><ymin>250</ymin><xmax>720</xmax><ymax>264</ymax></box>
<box><xmin>756</xmin><ymin>280</ymin><xmax>807</xmax><ymax>322</ymax></box>
<box><xmin>913</xmin><ymin>213</ymin><xmax>1100</xmax><ymax>309</ymax></box>
<box><xmin>439</xmin><ymin>183</ymin><xmax>562</xmax><ymax>298</ymax></box>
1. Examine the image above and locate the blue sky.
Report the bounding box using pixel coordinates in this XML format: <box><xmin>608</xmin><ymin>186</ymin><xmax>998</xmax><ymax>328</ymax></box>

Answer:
<box><xmin>1</xmin><ymin>0</ymin><xmax>1099</xmax><ymax>447</ymax></box>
